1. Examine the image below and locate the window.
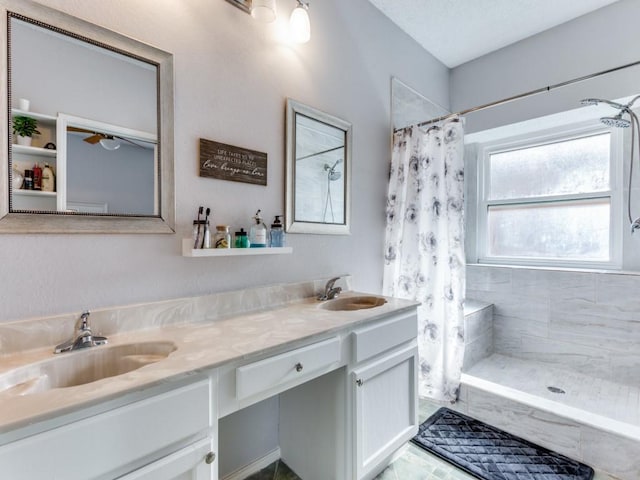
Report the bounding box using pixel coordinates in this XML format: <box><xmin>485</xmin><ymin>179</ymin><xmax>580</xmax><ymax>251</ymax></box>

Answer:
<box><xmin>478</xmin><ymin>124</ymin><xmax>622</xmax><ymax>268</ymax></box>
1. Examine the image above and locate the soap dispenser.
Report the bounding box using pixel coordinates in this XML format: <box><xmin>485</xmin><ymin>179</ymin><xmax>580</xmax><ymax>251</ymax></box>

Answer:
<box><xmin>269</xmin><ymin>215</ymin><xmax>285</xmax><ymax>248</ymax></box>
<box><xmin>249</xmin><ymin>209</ymin><xmax>267</xmax><ymax>248</ymax></box>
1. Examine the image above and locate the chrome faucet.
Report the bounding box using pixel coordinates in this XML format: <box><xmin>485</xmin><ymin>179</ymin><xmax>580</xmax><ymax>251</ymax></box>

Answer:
<box><xmin>54</xmin><ymin>310</ymin><xmax>108</xmax><ymax>354</ymax></box>
<box><xmin>318</xmin><ymin>276</ymin><xmax>342</xmax><ymax>301</ymax></box>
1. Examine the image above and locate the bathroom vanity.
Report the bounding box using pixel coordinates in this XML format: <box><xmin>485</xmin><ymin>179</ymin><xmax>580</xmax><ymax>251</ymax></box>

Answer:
<box><xmin>0</xmin><ymin>285</ymin><xmax>418</xmax><ymax>480</ymax></box>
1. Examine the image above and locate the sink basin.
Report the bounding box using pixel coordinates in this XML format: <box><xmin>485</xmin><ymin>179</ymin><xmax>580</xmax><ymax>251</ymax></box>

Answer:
<box><xmin>0</xmin><ymin>341</ymin><xmax>176</xmax><ymax>396</ymax></box>
<box><xmin>321</xmin><ymin>295</ymin><xmax>387</xmax><ymax>311</ymax></box>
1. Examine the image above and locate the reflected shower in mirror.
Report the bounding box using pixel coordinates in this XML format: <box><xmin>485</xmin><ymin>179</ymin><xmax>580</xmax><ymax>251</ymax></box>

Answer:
<box><xmin>286</xmin><ymin>99</ymin><xmax>351</xmax><ymax>235</ymax></box>
<box><xmin>0</xmin><ymin>0</ymin><xmax>174</xmax><ymax>233</ymax></box>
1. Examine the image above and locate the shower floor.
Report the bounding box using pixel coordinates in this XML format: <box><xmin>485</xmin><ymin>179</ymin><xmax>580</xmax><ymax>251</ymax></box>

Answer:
<box><xmin>460</xmin><ymin>353</ymin><xmax>640</xmax><ymax>479</ymax></box>
<box><xmin>462</xmin><ymin>353</ymin><xmax>640</xmax><ymax>440</ymax></box>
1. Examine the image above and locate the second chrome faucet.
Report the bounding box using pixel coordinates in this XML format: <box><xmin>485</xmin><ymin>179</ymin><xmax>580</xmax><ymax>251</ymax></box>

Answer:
<box><xmin>54</xmin><ymin>310</ymin><xmax>108</xmax><ymax>354</ymax></box>
<box><xmin>318</xmin><ymin>276</ymin><xmax>342</xmax><ymax>301</ymax></box>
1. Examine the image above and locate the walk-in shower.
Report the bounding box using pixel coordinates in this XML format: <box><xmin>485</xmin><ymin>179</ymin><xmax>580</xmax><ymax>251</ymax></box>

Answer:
<box><xmin>581</xmin><ymin>95</ymin><xmax>640</xmax><ymax>233</ymax></box>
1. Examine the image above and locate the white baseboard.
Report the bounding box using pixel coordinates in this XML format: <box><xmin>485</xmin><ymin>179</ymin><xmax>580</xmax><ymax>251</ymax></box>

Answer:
<box><xmin>221</xmin><ymin>448</ymin><xmax>281</xmax><ymax>480</ymax></box>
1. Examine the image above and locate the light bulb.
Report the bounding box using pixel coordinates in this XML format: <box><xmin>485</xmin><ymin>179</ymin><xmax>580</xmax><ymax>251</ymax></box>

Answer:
<box><xmin>289</xmin><ymin>2</ymin><xmax>310</xmax><ymax>43</ymax></box>
<box><xmin>251</xmin><ymin>0</ymin><xmax>277</xmax><ymax>23</ymax></box>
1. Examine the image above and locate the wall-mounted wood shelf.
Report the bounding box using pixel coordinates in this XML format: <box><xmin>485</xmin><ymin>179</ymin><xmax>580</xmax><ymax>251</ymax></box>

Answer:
<box><xmin>182</xmin><ymin>238</ymin><xmax>292</xmax><ymax>257</ymax></box>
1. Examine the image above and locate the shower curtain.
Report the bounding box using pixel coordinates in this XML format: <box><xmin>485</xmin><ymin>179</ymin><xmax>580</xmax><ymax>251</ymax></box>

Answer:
<box><xmin>383</xmin><ymin>118</ymin><xmax>465</xmax><ymax>403</ymax></box>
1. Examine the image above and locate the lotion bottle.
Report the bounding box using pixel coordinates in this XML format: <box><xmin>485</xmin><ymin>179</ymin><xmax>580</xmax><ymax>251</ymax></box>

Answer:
<box><xmin>249</xmin><ymin>210</ymin><xmax>267</xmax><ymax>248</ymax></box>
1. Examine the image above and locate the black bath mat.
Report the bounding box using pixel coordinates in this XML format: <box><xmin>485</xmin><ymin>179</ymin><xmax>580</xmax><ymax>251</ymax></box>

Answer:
<box><xmin>412</xmin><ymin>408</ymin><xmax>594</xmax><ymax>480</ymax></box>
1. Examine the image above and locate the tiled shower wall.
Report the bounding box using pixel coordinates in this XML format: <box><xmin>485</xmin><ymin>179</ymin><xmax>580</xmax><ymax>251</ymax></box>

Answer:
<box><xmin>466</xmin><ymin>264</ymin><xmax>640</xmax><ymax>385</ymax></box>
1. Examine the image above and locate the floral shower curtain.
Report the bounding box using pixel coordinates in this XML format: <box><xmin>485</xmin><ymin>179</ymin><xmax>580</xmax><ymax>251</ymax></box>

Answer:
<box><xmin>383</xmin><ymin>118</ymin><xmax>465</xmax><ymax>403</ymax></box>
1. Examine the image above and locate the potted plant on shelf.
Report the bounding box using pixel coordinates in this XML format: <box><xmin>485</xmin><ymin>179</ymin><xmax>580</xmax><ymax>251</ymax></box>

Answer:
<box><xmin>12</xmin><ymin>116</ymin><xmax>40</xmax><ymax>147</ymax></box>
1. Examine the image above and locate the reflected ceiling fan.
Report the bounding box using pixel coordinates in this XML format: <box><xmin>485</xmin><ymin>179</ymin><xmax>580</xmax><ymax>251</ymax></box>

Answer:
<box><xmin>67</xmin><ymin>126</ymin><xmax>145</xmax><ymax>150</ymax></box>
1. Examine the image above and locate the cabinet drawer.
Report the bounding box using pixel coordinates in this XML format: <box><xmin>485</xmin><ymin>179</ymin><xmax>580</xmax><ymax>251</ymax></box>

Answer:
<box><xmin>119</xmin><ymin>437</ymin><xmax>214</xmax><ymax>480</ymax></box>
<box><xmin>0</xmin><ymin>379</ymin><xmax>211</xmax><ymax>480</ymax></box>
<box><xmin>352</xmin><ymin>311</ymin><xmax>417</xmax><ymax>363</ymax></box>
<box><xmin>236</xmin><ymin>336</ymin><xmax>340</xmax><ymax>400</ymax></box>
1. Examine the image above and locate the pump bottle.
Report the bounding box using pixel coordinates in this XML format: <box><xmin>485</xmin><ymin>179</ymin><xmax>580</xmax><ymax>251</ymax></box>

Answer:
<box><xmin>269</xmin><ymin>215</ymin><xmax>285</xmax><ymax>247</ymax></box>
<box><xmin>249</xmin><ymin>210</ymin><xmax>267</xmax><ymax>247</ymax></box>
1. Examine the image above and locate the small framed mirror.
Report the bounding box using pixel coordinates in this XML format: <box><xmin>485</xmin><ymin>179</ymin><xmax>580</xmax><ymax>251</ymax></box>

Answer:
<box><xmin>0</xmin><ymin>0</ymin><xmax>174</xmax><ymax>233</ymax></box>
<box><xmin>285</xmin><ymin>99</ymin><xmax>352</xmax><ymax>235</ymax></box>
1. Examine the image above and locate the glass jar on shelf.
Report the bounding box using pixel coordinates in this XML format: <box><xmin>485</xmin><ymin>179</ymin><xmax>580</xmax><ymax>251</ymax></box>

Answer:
<box><xmin>214</xmin><ymin>225</ymin><xmax>231</xmax><ymax>249</ymax></box>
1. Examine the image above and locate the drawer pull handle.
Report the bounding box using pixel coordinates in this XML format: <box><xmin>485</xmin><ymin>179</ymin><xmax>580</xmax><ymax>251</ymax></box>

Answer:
<box><xmin>295</xmin><ymin>362</ymin><xmax>303</xmax><ymax>372</ymax></box>
<box><xmin>205</xmin><ymin>452</ymin><xmax>216</xmax><ymax>464</ymax></box>
<box><xmin>356</xmin><ymin>378</ymin><xmax>363</xmax><ymax>387</ymax></box>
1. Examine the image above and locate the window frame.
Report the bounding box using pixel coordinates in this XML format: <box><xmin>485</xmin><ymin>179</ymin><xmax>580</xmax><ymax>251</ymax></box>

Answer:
<box><xmin>476</xmin><ymin>120</ymin><xmax>623</xmax><ymax>269</ymax></box>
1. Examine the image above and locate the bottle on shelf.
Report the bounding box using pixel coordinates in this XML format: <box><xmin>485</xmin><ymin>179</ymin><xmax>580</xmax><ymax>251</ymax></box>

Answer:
<box><xmin>234</xmin><ymin>228</ymin><xmax>249</xmax><ymax>248</ymax></box>
<box><xmin>269</xmin><ymin>215</ymin><xmax>285</xmax><ymax>247</ymax></box>
<box><xmin>41</xmin><ymin>163</ymin><xmax>55</xmax><ymax>192</ymax></box>
<box><xmin>32</xmin><ymin>163</ymin><xmax>42</xmax><ymax>190</ymax></box>
<box><xmin>23</xmin><ymin>169</ymin><xmax>33</xmax><ymax>190</ymax></box>
<box><xmin>249</xmin><ymin>210</ymin><xmax>267</xmax><ymax>248</ymax></box>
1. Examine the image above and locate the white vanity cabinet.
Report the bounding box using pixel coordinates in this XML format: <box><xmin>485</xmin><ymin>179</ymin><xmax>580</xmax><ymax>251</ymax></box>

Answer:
<box><xmin>277</xmin><ymin>309</ymin><xmax>418</xmax><ymax>480</ymax></box>
<box><xmin>0</xmin><ymin>379</ymin><xmax>214</xmax><ymax>480</ymax></box>
<box><xmin>0</xmin><ymin>301</ymin><xmax>418</xmax><ymax>480</ymax></box>
<box><xmin>349</xmin><ymin>311</ymin><xmax>419</xmax><ymax>480</ymax></box>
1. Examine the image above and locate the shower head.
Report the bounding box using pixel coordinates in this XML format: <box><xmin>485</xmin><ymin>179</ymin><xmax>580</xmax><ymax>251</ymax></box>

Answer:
<box><xmin>632</xmin><ymin>218</ymin><xmax>640</xmax><ymax>234</ymax></box>
<box><xmin>601</xmin><ymin>112</ymin><xmax>631</xmax><ymax>128</ymax></box>
<box><xmin>324</xmin><ymin>159</ymin><xmax>343</xmax><ymax>181</ymax></box>
<box><xmin>580</xmin><ymin>97</ymin><xmax>627</xmax><ymax>109</ymax></box>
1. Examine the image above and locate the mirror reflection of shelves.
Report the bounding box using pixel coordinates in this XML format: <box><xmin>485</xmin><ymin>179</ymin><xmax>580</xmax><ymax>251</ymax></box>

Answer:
<box><xmin>181</xmin><ymin>239</ymin><xmax>292</xmax><ymax>257</ymax></box>
<box><xmin>11</xmin><ymin>109</ymin><xmax>60</xmax><ymax>212</ymax></box>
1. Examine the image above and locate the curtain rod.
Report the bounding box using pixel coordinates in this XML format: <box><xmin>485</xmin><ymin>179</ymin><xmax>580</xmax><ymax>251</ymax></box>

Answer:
<box><xmin>396</xmin><ymin>58</ymin><xmax>640</xmax><ymax>132</ymax></box>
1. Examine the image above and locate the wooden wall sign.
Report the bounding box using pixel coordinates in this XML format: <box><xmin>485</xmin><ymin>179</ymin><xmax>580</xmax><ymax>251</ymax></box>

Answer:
<box><xmin>199</xmin><ymin>139</ymin><xmax>267</xmax><ymax>186</ymax></box>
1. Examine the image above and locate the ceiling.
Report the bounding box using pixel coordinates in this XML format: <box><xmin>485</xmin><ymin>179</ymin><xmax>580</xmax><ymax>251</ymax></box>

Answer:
<box><xmin>367</xmin><ymin>0</ymin><xmax>620</xmax><ymax>68</ymax></box>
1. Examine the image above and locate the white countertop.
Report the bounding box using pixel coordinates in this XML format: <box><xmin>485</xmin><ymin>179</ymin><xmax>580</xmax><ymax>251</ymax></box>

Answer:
<box><xmin>0</xmin><ymin>291</ymin><xmax>417</xmax><ymax>436</ymax></box>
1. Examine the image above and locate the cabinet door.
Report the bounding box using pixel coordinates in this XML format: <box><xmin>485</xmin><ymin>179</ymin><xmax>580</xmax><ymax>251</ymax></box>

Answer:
<box><xmin>350</xmin><ymin>343</ymin><xmax>418</xmax><ymax>480</ymax></box>
<box><xmin>118</xmin><ymin>438</ymin><xmax>216</xmax><ymax>480</ymax></box>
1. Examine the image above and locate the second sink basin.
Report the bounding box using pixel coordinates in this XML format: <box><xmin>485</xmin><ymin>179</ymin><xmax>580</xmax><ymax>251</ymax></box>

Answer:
<box><xmin>0</xmin><ymin>341</ymin><xmax>177</xmax><ymax>397</ymax></box>
<box><xmin>321</xmin><ymin>295</ymin><xmax>387</xmax><ymax>311</ymax></box>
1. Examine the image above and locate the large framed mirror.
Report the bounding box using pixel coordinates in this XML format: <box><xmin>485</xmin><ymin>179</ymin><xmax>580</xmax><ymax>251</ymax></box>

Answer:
<box><xmin>0</xmin><ymin>0</ymin><xmax>174</xmax><ymax>233</ymax></box>
<box><xmin>285</xmin><ymin>99</ymin><xmax>352</xmax><ymax>235</ymax></box>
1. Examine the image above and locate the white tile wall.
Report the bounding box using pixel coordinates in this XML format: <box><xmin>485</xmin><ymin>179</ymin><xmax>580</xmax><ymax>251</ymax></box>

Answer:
<box><xmin>466</xmin><ymin>264</ymin><xmax>640</xmax><ymax>385</ymax></box>
<box><xmin>462</xmin><ymin>302</ymin><xmax>493</xmax><ymax>370</ymax></box>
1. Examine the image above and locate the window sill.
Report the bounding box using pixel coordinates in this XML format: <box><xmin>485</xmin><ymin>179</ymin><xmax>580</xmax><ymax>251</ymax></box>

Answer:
<box><xmin>467</xmin><ymin>261</ymin><xmax>640</xmax><ymax>276</ymax></box>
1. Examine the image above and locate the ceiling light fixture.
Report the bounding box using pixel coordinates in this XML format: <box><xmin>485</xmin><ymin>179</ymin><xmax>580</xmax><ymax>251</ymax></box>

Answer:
<box><xmin>251</xmin><ymin>0</ymin><xmax>277</xmax><ymax>23</ymax></box>
<box><xmin>99</xmin><ymin>136</ymin><xmax>121</xmax><ymax>151</ymax></box>
<box><xmin>289</xmin><ymin>0</ymin><xmax>310</xmax><ymax>43</ymax></box>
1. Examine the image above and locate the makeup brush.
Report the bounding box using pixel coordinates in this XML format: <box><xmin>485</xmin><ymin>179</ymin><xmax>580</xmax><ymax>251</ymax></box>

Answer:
<box><xmin>194</xmin><ymin>205</ymin><xmax>203</xmax><ymax>249</ymax></box>
<box><xmin>201</xmin><ymin>207</ymin><xmax>211</xmax><ymax>248</ymax></box>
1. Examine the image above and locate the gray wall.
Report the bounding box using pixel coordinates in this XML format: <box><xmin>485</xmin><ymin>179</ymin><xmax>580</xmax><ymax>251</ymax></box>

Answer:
<box><xmin>450</xmin><ymin>0</ymin><xmax>640</xmax><ymax>133</ymax></box>
<box><xmin>1</xmin><ymin>0</ymin><xmax>449</xmax><ymax>321</ymax></box>
<box><xmin>454</xmin><ymin>0</ymin><xmax>640</xmax><ymax>386</ymax></box>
